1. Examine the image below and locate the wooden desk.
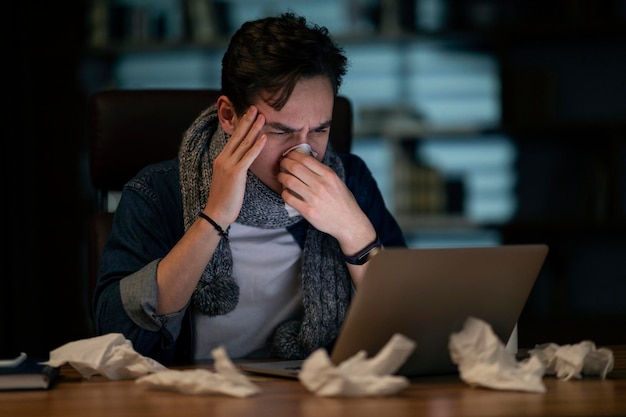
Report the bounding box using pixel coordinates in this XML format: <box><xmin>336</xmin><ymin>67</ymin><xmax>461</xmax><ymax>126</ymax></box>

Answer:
<box><xmin>2</xmin><ymin>346</ymin><xmax>625</xmax><ymax>417</ymax></box>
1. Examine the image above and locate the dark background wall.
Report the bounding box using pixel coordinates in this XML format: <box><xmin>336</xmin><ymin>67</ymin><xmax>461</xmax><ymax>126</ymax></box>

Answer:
<box><xmin>1</xmin><ymin>1</ymin><xmax>625</xmax><ymax>358</ymax></box>
<box><xmin>1</xmin><ymin>2</ymin><xmax>93</xmax><ymax>358</ymax></box>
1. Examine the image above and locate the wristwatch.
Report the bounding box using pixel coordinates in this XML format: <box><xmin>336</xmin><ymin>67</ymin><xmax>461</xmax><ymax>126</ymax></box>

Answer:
<box><xmin>343</xmin><ymin>236</ymin><xmax>383</xmax><ymax>265</ymax></box>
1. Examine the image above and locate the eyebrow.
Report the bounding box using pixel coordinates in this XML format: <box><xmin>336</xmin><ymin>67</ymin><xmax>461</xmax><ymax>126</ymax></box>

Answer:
<box><xmin>266</xmin><ymin>120</ymin><xmax>332</xmax><ymax>133</ymax></box>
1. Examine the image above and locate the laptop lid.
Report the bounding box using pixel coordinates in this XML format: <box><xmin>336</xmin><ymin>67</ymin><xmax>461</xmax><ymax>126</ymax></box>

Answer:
<box><xmin>240</xmin><ymin>244</ymin><xmax>548</xmax><ymax>378</ymax></box>
<box><xmin>329</xmin><ymin>244</ymin><xmax>548</xmax><ymax>376</ymax></box>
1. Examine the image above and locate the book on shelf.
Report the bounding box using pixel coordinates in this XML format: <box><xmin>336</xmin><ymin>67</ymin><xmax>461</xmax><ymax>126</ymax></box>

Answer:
<box><xmin>0</xmin><ymin>352</ymin><xmax>60</xmax><ymax>391</ymax></box>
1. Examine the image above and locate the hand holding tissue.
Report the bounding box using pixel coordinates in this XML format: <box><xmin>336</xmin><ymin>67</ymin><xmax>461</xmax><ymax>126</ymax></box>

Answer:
<box><xmin>280</xmin><ymin>143</ymin><xmax>317</xmax><ymax>217</ymax></box>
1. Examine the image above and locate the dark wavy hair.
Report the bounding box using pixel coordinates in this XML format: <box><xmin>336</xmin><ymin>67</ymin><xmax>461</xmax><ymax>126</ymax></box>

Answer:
<box><xmin>221</xmin><ymin>12</ymin><xmax>349</xmax><ymax>115</ymax></box>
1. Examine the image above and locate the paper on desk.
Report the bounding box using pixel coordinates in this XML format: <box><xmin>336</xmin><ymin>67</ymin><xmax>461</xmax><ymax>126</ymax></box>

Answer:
<box><xmin>529</xmin><ymin>341</ymin><xmax>614</xmax><ymax>380</ymax></box>
<box><xmin>43</xmin><ymin>333</ymin><xmax>167</xmax><ymax>379</ymax></box>
<box><xmin>136</xmin><ymin>346</ymin><xmax>261</xmax><ymax>398</ymax></box>
<box><xmin>449</xmin><ymin>316</ymin><xmax>547</xmax><ymax>393</ymax></box>
<box><xmin>298</xmin><ymin>333</ymin><xmax>416</xmax><ymax>397</ymax></box>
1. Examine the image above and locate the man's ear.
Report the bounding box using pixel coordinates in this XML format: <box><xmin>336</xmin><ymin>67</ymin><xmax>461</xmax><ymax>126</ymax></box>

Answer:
<box><xmin>217</xmin><ymin>95</ymin><xmax>238</xmax><ymax>135</ymax></box>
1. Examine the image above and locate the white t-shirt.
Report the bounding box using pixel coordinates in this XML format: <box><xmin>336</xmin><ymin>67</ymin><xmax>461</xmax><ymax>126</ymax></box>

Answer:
<box><xmin>193</xmin><ymin>222</ymin><xmax>303</xmax><ymax>360</ymax></box>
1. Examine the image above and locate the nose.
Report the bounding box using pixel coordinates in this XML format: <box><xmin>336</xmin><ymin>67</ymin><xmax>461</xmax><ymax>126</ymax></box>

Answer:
<box><xmin>295</xmin><ymin>130</ymin><xmax>308</xmax><ymax>144</ymax></box>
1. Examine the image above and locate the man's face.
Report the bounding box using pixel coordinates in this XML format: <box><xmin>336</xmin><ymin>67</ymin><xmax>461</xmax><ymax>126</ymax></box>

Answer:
<box><xmin>246</xmin><ymin>76</ymin><xmax>334</xmax><ymax>194</ymax></box>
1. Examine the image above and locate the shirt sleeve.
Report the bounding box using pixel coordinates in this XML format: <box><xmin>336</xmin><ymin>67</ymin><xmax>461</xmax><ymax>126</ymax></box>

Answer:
<box><xmin>93</xmin><ymin>160</ymin><xmax>188</xmax><ymax>362</ymax></box>
<box><xmin>119</xmin><ymin>259</ymin><xmax>187</xmax><ymax>336</ymax></box>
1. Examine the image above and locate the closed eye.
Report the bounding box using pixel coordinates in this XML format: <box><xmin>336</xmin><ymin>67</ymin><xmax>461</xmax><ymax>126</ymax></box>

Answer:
<box><xmin>265</xmin><ymin>121</ymin><xmax>331</xmax><ymax>136</ymax></box>
<box><xmin>266</xmin><ymin>123</ymin><xmax>295</xmax><ymax>136</ymax></box>
<box><xmin>315</xmin><ymin>121</ymin><xmax>332</xmax><ymax>134</ymax></box>
<box><xmin>268</xmin><ymin>131</ymin><xmax>290</xmax><ymax>136</ymax></box>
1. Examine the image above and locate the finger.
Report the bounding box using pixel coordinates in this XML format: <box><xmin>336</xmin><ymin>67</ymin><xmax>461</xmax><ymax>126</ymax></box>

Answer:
<box><xmin>223</xmin><ymin>107</ymin><xmax>265</xmax><ymax>156</ymax></box>
<box><xmin>280</xmin><ymin>151</ymin><xmax>328</xmax><ymax>178</ymax></box>
<box><xmin>239</xmin><ymin>133</ymin><xmax>267</xmax><ymax>167</ymax></box>
<box><xmin>279</xmin><ymin>155</ymin><xmax>325</xmax><ymax>185</ymax></box>
<box><xmin>277</xmin><ymin>170</ymin><xmax>308</xmax><ymax>191</ymax></box>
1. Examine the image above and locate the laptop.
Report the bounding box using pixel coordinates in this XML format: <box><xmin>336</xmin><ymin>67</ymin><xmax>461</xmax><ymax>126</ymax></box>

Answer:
<box><xmin>239</xmin><ymin>244</ymin><xmax>549</xmax><ymax>378</ymax></box>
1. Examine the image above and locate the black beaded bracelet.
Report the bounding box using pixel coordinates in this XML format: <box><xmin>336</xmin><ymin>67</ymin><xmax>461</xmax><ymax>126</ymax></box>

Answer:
<box><xmin>198</xmin><ymin>212</ymin><xmax>229</xmax><ymax>242</ymax></box>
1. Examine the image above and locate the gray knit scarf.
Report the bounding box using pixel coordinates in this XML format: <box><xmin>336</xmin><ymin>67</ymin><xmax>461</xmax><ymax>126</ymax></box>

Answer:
<box><xmin>179</xmin><ymin>104</ymin><xmax>352</xmax><ymax>359</ymax></box>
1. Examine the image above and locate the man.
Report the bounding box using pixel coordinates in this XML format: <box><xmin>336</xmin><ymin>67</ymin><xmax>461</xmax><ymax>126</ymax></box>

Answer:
<box><xmin>93</xmin><ymin>12</ymin><xmax>406</xmax><ymax>365</ymax></box>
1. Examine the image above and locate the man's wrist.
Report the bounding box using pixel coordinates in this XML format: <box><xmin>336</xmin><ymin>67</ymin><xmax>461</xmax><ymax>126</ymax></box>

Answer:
<box><xmin>343</xmin><ymin>235</ymin><xmax>382</xmax><ymax>265</ymax></box>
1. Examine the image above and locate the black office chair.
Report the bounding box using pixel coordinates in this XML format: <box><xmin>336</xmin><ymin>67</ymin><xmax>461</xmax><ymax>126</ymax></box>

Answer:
<box><xmin>87</xmin><ymin>89</ymin><xmax>354</xmax><ymax>308</ymax></box>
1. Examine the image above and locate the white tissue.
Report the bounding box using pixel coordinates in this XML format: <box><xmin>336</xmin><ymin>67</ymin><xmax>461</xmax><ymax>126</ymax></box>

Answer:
<box><xmin>298</xmin><ymin>333</ymin><xmax>416</xmax><ymax>397</ymax></box>
<box><xmin>281</xmin><ymin>143</ymin><xmax>318</xmax><ymax>217</ymax></box>
<box><xmin>281</xmin><ymin>143</ymin><xmax>318</xmax><ymax>158</ymax></box>
<box><xmin>449</xmin><ymin>317</ymin><xmax>547</xmax><ymax>393</ymax></box>
<box><xmin>529</xmin><ymin>341</ymin><xmax>614</xmax><ymax>380</ymax></box>
<box><xmin>583</xmin><ymin>346</ymin><xmax>615</xmax><ymax>379</ymax></box>
<box><xmin>44</xmin><ymin>333</ymin><xmax>167</xmax><ymax>379</ymax></box>
<box><xmin>136</xmin><ymin>347</ymin><xmax>261</xmax><ymax>397</ymax></box>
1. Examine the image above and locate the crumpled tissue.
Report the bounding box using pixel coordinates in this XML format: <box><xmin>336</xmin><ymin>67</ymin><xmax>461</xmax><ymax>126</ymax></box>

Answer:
<box><xmin>449</xmin><ymin>316</ymin><xmax>547</xmax><ymax>393</ymax></box>
<box><xmin>529</xmin><ymin>341</ymin><xmax>614</xmax><ymax>380</ymax></box>
<box><xmin>298</xmin><ymin>333</ymin><xmax>416</xmax><ymax>397</ymax></box>
<box><xmin>136</xmin><ymin>346</ymin><xmax>260</xmax><ymax>397</ymax></box>
<box><xmin>43</xmin><ymin>333</ymin><xmax>167</xmax><ymax>379</ymax></box>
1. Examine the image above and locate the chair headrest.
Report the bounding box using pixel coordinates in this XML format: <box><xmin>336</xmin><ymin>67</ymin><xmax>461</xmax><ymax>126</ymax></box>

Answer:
<box><xmin>88</xmin><ymin>89</ymin><xmax>219</xmax><ymax>190</ymax></box>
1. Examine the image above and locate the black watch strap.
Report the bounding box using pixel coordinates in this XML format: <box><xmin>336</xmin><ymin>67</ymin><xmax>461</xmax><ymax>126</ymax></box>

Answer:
<box><xmin>343</xmin><ymin>236</ymin><xmax>383</xmax><ymax>265</ymax></box>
